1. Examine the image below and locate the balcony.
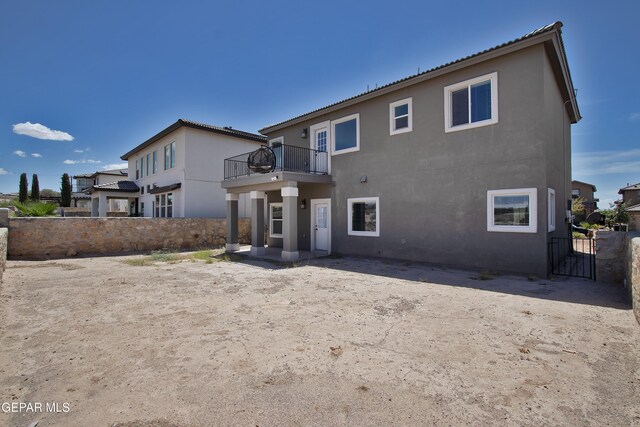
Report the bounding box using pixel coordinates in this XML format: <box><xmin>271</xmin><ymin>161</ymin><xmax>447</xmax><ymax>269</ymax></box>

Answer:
<box><xmin>224</xmin><ymin>144</ymin><xmax>329</xmax><ymax>180</ymax></box>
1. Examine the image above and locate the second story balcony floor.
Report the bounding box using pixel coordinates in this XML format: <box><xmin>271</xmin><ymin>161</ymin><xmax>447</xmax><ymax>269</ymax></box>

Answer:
<box><xmin>224</xmin><ymin>144</ymin><xmax>330</xmax><ymax>181</ymax></box>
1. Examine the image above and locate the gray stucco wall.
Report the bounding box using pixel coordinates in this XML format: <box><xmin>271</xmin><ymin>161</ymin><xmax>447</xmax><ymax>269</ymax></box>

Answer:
<box><xmin>265</xmin><ymin>44</ymin><xmax>572</xmax><ymax>276</ymax></box>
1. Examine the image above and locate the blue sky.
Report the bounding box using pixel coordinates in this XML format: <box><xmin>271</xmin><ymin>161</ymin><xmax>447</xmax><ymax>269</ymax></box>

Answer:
<box><xmin>1</xmin><ymin>0</ymin><xmax>638</xmax><ymax>207</ymax></box>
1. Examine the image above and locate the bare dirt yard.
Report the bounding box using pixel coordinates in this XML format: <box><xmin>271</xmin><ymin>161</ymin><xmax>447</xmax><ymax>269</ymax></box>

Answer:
<box><xmin>0</xmin><ymin>251</ymin><xmax>639</xmax><ymax>426</ymax></box>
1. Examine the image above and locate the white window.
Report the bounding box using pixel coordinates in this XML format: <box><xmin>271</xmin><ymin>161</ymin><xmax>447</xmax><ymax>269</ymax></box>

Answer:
<box><xmin>140</xmin><ymin>202</ymin><xmax>145</xmax><ymax>217</ymax></box>
<box><xmin>164</xmin><ymin>141</ymin><xmax>176</xmax><ymax>170</ymax></box>
<box><xmin>135</xmin><ymin>159</ymin><xmax>140</xmax><ymax>180</ymax></box>
<box><xmin>146</xmin><ymin>153</ymin><xmax>150</xmax><ymax>176</ymax></box>
<box><xmin>444</xmin><ymin>72</ymin><xmax>498</xmax><ymax>133</ymax></box>
<box><xmin>572</xmin><ymin>188</ymin><xmax>580</xmax><ymax>197</ymax></box>
<box><xmin>140</xmin><ymin>156</ymin><xmax>144</xmax><ymax>178</ymax></box>
<box><xmin>331</xmin><ymin>113</ymin><xmax>360</xmax><ymax>155</ymax></box>
<box><xmin>269</xmin><ymin>203</ymin><xmax>283</xmax><ymax>238</ymax></box>
<box><xmin>487</xmin><ymin>188</ymin><xmax>537</xmax><ymax>233</ymax></box>
<box><xmin>348</xmin><ymin>197</ymin><xmax>380</xmax><ymax>237</ymax></box>
<box><xmin>390</xmin><ymin>97</ymin><xmax>413</xmax><ymax>135</ymax></box>
<box><xmin>548</xmin><ymin>188</ymin><xmax>556</xmax><ymax>232</ymax></box>
<box><xmin>154</xmin><ymin>192</ymin><xmax>173</xmax><ymax>218</ymax></box>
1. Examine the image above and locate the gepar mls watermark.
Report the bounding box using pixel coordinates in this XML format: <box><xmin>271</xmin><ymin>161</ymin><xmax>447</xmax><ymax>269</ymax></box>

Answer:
<box><xmin>1</xmin><ymin>402</ymin><xmax>70</xmax><ymax>413</ymax></box>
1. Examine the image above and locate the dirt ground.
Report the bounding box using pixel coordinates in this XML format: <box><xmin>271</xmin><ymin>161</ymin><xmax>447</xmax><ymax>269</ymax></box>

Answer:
<box><xmin>0</xmin><ymin>251</ymin><xmax>639</xmax><ymax>426</ymax></box>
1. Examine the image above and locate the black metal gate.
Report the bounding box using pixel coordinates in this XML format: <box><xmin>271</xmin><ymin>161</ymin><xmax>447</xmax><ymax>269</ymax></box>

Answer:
<box><xmin>548</xmin><ymin>237</ymin><xmax>596</xmax><ymax>280</ymax></box>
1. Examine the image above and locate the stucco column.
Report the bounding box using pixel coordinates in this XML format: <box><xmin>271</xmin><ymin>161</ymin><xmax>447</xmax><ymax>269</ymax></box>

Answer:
<box><xmin>91</xmin><ymin>196</ymin><xmax>99</xmax><ymax>217</ymax></box>
<box><xmin>226</xmin><ymin>193</ymin><xmax>240</xmax><ymax>252</ymax></box>
<box><xmin>98</xmin><ymin>193</ymin><xmax>108</xmax><ymax>217</ymax></box>
<box><xmin>250</xmin><ymin>191</ymin><xmax>265</xmax><ymax>256</ymax></box>
<box><xmin>281</xmin><ymin>186</ymin><xmax>299</xmax><ymax>261</ymax></box>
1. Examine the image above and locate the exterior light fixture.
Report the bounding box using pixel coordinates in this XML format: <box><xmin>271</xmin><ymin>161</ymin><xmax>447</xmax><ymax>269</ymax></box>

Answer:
<box><xmin>360</xmin><ymin>175</ymin><xmax>368</xmax><ymax>183</ymax></box>
<box><xmin>301</xmin><ymin>128</ymin><xmax>308</xmax><ymax>138</ymax></box>
<box><xmin>300</xmin><ymin>199</ymin><xmax>306</xmax><ymax>209</ymax></box>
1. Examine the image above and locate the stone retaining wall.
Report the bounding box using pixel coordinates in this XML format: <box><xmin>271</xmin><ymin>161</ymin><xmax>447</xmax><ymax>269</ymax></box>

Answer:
<box><xmin>595</xmin><ymin>231</ymin><xmax>626</xmax><ymax>285</ymax></box>
<box><xmin>7</xmin><ymin>217</ymin><xmax>251</xmax><ymax>260</ymax></box>
<box><xmin>625</xmin><ymin>233</ymin><xmax>640</xmax><ymax>325</ymax></box>
<box><xmin>0</xmin><ymin>228</ymin><xmax>7</xmax><ymax>282</ymax></box>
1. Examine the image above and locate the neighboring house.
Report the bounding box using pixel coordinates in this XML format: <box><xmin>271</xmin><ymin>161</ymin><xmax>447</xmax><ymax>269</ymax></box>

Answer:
<box><xmin>627</xmin><ymin>204</ymin><xmax>640</xmax><ymax>231</ymax></box>
<box><xmin>87</xmin><ymin>119</ymin><xmax>265</xmax><ymax>218</ymax></box>
<box><xmin>222</xmin><ymin>22</ymin><xmax>580</xmax><ymax>276</ymax></box>
<box><xmin>571</xmin><ymin>180</ymin><xmax>598</xmax><ymax>220</ymax></box>
<box><xmin>73</xmin><ymin>169</ymin><xmax>129</xmax><ymax>210</ymax></box>
<box><xmin>618</xmin><ymin>182</ymin><xmax>640</xmax><ymax>208</ymax></box>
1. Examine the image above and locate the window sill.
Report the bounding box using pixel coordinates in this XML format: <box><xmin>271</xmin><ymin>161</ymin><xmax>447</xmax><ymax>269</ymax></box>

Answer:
<box><xmin>390</xmin><ymin>127</ymin><xmax>412</xmax><ymax>136</ymax></box>
<box><xmin>445</xmin><ymin>117</ymin><xmax>498</xmax><ymax>133</ymax></box>
<box><xmin>332</xmin><ymin>147</ymin><xmax>360</xmax><ymax>156</ymax></box>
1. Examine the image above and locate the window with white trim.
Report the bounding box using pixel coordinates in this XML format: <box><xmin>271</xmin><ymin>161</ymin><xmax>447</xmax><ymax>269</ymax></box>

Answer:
<box><xmin>146</xmin><ymin>153</ymin><xmax>150</xmax><ymax>176</ymax></box>
<box><xmin>548</xmin><ymin>188</ymin><xmax>556</xmax><ymax>232</ymax></box>
<box><xmin>571</xmin><ymin>188</ymin><xmax>580</xmax><ymax>197</ymax></box>
<box><xmin>487</xmin><ymin>188</ymin><xmax>537</xmax><ymax>233</ymax></box>
<box><xmin>135</xmin><ymin>159</ymin><xmax>140</xmax><ymax>180</ymax></box>
<box><xmin>332</xmin><ymin>113</ymin><xmax>360</xmax><ymax>155</ymax></box>
<box><xmin>154</xmin><ymin>192</ymin><xmax>173</xmax><ymax>218</ymax></box>
<box><xmin>445</xmin><ymin>72</ymin><xmax>498</xmax><ymax>132</ymax></box>
<box><xmin>390</xmin><ymin>98</ymin><xmax>412</xmax><ymax>135</ymax></box>
<box><xmin>270</xmin><ymin>203</ymin><xmax>283</xmax><ymax>238</ymax></box>
<box><xmin>140</xmin><ymin>156</ymin><xmax>144</xmax><ymax>178</ymax></box>
<box><xmin>348</xmin><ymin>197</ymin><xmax>380</xmax><ymax>237</ymax></box>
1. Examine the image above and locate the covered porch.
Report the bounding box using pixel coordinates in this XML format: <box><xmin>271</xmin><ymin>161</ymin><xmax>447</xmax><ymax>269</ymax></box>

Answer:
<box><xmin>88</xmin><ymin>181</ymin><xmax>140</xmax><ymax>217</ymax></box>
<box><xmin>222</xmin><ymin>172</ymin><xmax>332</xmax><ymax>262</ymax></box>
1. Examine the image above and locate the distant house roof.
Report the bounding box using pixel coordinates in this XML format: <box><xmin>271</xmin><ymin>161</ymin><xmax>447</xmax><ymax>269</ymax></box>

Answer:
<box><xmin>619</xmin><ymin>182</ymin><xmax>640</xmax><ymax>194</ymax></box>
<box><xmin>626</xmin><ymin>203</ymin><xmax>640</xmax><ymax>212</ymax></box>
<box><xmin>73</xmin><ymin>169</ymin><xmax>128</xmax><ymax>180</ymax></box>
<box><xmin>259</xmin><ymin>22</ymin><xmax>580</xmax><ymax>134</ymax></box>
<box><xmin>120</xmin><ymin>119</ymin><xmax>267</xmax><ymax>160</ymax></box>
<box><xmin>572</xmin><ymin>180</ymin><xmax>597</xmax><ymax>192</ymax></box>
<box><xmin>87</xmin><ymin>180</ymin><xmax>140</xmax><ymax>194</ymax></box>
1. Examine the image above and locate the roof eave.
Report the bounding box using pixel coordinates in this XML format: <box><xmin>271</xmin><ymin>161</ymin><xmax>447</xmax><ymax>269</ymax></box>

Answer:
<box><xmin>260</xmin><ymin>23</ymin><xmax>580</xmax><ymax>134</ymax></box>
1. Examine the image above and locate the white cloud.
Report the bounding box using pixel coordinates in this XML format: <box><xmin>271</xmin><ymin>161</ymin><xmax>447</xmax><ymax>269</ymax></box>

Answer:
<box><xmin>13</xmin><ymin>121</ymin><xmax>74</xmax><ymax>141</ymax></box>
<box><xmin>63</xmin><ymin>159</ymin><xmax>102</xmax><ymax>165</ymax></box>
<box><xmin>630</xmin><ymin>112</ymin><xmax>640</xmax><ymax>121</ymax></box>
<box><xmin>102</xmin><ymin>163</ymin><xmax>128</xmax><ymax>170</ymax></box>
<box><xmin>13</xmin><ymin>150</ymin><xmax>26</xmax><ymax>157</ymax></box>
<box><xmin>0</xmin><ymin>168</ymin><xmax>9</xmax><ymax>175</ymax></box>
<box><xmin>573</xmin><ymin>149</ymin><xmax>640</xmax><ymax>176</ymax></box>
<box><xmin>31</xmin><ymin>153</ymin><xmax>43</xmax><ymax>158</ymax></box>
<box><xmin>73</xmin><ymin>149</ymin><xmax>84</xmax><ymax>153</ymax></box>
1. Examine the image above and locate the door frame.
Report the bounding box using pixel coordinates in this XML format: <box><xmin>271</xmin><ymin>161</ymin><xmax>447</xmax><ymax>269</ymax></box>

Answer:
<box><xmin>309</xmin><ymin>121</ymin><xmax>331</xmax><ymax>174</ymax></box>
<box><xmin>310</xmin><ymin>198</ymin><xmax>331</xmax><ymax>254</ymax></box>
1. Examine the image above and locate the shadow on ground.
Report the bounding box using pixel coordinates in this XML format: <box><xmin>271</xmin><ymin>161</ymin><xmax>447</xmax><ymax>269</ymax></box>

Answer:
<box><xmin>215</xmin><ymin>252</ymin><xmax>631</xmax><ymax>310</ymax></box>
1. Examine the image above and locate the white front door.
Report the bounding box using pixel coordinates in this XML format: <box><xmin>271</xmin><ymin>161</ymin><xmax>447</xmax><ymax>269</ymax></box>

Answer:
<box><xmin>311</xmin><ymin>199</ymin><xmax>331</xmax><ymax>253</ymax></box>
<box><xmin>310</xmin><ymin>121</ymin><xmax>330</xmax><ymax>174</ymax></box>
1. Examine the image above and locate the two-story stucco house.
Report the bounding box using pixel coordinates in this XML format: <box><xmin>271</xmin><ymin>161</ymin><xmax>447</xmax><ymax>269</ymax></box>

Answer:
<box><xmin>89</xmin><ymin>119</ymin><xmax>265</xmax><ymax>217</ymax></box>
<box><xmin>618</xmin><ymin>182</ymin><xmax>640</xmax><ymax>208</ymax></box>
<box><xmin>222</xmin><ymin>22</ymin><xmax>580</xmax><ymax>276</ymax></box>
<box><xmin>73</xmin><ymin>169</ymin><xmax>129</xmax><ymax>210</ymax></box>
<box><xmin>571</xmin><ymin>180</ymin><xmax>598</xmax><ymax>221</ymax></box>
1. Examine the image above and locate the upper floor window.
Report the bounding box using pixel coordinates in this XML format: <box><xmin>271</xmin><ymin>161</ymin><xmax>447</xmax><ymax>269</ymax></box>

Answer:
<box><xmin>487</xmin><ymin>188</ymin><xmax>537</xmax><ymax>233</ymax></box>
<box><xmin>152</xmin><ymin>151</ymin><xmax>157</xmax><ymax>174</ymax></box>
<box><xmin>444</xmin><ymin>72</ymin><xmax>498</xmax><ymax>133</ymax></box>
<box><xmin>135</xmin><ymin>159</ymin><xmax>140</xmax><ymax>180</ymax></box>
<box><xmin>572</xmin><ymin>189</ymin><xmax>580</xmax><ymax>197</ymax></box>
<box><xmin>390</xmin><ymin>98</ymin><xmax>413</xmax><ymax>135</ymax></box>
<box><xmin>164</xmin><ymin>141</ymin><xmax>176</xmax><ymax>170</ymax></box>
<box><xmin>146</xmin><ymin>153</ymin><xmax>150</xmax><ymax>176</ymax></box>
<box><xmin>332</xmin><ymin>113</ymin><xmax>360</xmax><ymax>155</ymax></box>
<box><xmin>140</xmin><ymin>156</ymin><xmax>144</xmax><ymax>178</ymax></box>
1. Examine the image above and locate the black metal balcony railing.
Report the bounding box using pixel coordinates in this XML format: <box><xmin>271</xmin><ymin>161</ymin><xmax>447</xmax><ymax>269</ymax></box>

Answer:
<box><xmin>224</xmin><ymin>144</ymin><xmax>329</xmax><ymax>180</ymax></box>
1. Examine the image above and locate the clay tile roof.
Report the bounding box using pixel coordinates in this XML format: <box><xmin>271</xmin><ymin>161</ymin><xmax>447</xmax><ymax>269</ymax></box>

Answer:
<box><xmin>89</xmin><ymin>180</ymin><xmax>140</xmax><ymax>193</ymax></box>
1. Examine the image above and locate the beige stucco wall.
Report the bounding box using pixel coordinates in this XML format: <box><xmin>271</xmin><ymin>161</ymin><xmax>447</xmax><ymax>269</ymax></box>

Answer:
<box><xmin>7</xmin><ymin>217</ymin><xmax>251</xmax><ymax>260</ymax></box>
<box><xmin>628</xmin><ymin>211</ymin><xmax>640</xmax><ymax>231</ymax></box>
<box><xmin>596</xmin><ymin>231</ymin><xmax>626</xmax><ymax>285</ymax></box>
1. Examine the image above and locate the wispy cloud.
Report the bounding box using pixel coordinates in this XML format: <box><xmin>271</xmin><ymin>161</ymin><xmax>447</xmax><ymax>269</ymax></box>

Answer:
<box><xmin>13</xmin><ymin>122</ymin><xmax>74</xmax><ymax>141</ymax></box>
<box><xmin>13</xmin><ymin>150</ymin><xmax>26</xmax><ymax>157</ymax></box>
<box><xmin>63</xmin><ymin>159</ymin><xmax>102</xmax><ymax>165</ymax></box>
<box><xmin>74</xmin><ymin>149</ymin><xmax>84</xmax><ymax>153</ymax></box>
<box><xmin>0</xmin><ymin>168</ymin><xmax>9</xmax><ymax>175</ymax></box>
<box><xmin>573</xmin><ymin>149</ymin><xmax>640</xmax><ymax>176</ymax></box>
<box><xmin>102</xmin><ymin>163</ymin><xmax>128</xmax><ymax>170</ymax></box>
<box><xmin>31</xmin><ymin>153</ymin><xmax>43</xmax><ymax>158</ymax></box>
<box><xmin>630</xmin><ymin>112</ymin><xmax>640</xmax><ymax>122</ymax></box>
